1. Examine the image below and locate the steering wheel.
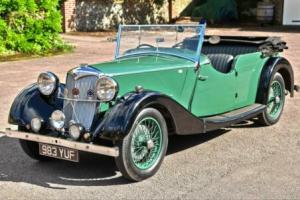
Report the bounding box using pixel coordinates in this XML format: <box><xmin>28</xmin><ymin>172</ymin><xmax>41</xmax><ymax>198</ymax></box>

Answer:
<box><xmin>137</xmin><ymin>44</ymin><xmax>155</xmax><ymax>48</ymax></box>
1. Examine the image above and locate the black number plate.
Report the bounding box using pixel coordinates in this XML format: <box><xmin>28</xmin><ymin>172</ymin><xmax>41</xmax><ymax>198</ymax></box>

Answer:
<box><xmin>39</xmin><ymin>143</ymin><xmax>79</xmax><ymax>162</ymax></box>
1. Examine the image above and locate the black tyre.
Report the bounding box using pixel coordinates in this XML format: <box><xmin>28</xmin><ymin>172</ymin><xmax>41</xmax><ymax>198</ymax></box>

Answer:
<box><xmin>115</xmin><ymin>108</ymin><xmax>168</xmax><ymax>181</ymax></box>
<box><xmin>258</xmin><ymin>72</ymin><xmax>286</xmax><ymax>126</ymax></box>
<box><xmin>18</xmin><ymin>126</ymin><xmax>52</xmax><ymax>161</ymax></box>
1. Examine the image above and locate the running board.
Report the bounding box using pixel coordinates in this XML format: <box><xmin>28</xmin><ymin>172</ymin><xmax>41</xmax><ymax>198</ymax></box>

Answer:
<box><xmin>203</xmin><ymin>104</ymin><xmax>266</xmax><ymax>132</ymax></box>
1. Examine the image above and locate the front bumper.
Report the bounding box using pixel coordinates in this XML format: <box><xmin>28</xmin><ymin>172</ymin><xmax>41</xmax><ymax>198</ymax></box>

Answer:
<box><xmin>3</xmin><ymin>128</ymin><xmax>119</xmax><ymax>157</ymax></box>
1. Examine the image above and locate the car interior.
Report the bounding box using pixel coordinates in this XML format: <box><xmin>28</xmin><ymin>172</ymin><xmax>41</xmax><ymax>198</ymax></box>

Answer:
<box><xmin>182</xmin><ymin>35</ymin><xmax>269</xmax><ymax>74</ymax></box>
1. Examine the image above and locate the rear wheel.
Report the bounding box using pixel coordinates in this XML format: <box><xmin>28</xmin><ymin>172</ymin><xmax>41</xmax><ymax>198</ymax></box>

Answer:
<box><xmin>115</xmin><ymin>108</ymin><xmax>168</xmax><ymax>181</ymax></box>
<box><xmin>18</xmin><ymin>126</ymin><xmax>52</xmax><ymax>161</ymax></box>
<box><xmin>258</xmin><ymin>72</ymin><xmax>286</xmax><ymax>126</ymax></box>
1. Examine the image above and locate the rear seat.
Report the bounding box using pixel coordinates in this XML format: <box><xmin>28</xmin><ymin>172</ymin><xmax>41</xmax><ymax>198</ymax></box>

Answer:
<box><xmin>182</xmin><ymin>38</ymin><xmax>259</xmax><ymax>73</ymax></box>
<box><xmin>182</xmin><ymin>37</ymin><xmax>259</xmax><ymax>56</ymax></box>
<box><xmin>202</xmin><ymin>45</ymin><xmax>258</xmax><ymax>57</ymax></box>
<box><xmin>202</xmin><ymin>45</ymin><xmax>258</xmax><ymax>73</ymax></box>
<box><xmin>206</xmin><ymin>54</ymin><xmax>234</xmax><ymax>73</ymax></box>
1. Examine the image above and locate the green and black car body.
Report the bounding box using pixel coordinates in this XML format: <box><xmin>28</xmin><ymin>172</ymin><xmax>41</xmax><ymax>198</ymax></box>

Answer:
<box><xmin>5</xmin><ymin>24</ymin><xmax>298</xmax><ymax>181</ymax></box>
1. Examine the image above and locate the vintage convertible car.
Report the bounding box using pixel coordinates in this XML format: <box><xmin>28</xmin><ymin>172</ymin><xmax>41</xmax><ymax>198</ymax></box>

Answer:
<box><xmin>4</xmin><ymin>24</ymin><xmax>298</xmax><ymax>181</ymax></box>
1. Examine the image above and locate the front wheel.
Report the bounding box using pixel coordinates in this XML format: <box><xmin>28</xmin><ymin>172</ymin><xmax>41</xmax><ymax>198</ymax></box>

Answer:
<box><xmin>258</xmin><ymin>72</ymin><xmax>286</xmax><ymax>126</ymax></box>
<box><xmin>115</xmin><ymin>108</ymin><xmax>168</xmax><ymax>181</ymax></box>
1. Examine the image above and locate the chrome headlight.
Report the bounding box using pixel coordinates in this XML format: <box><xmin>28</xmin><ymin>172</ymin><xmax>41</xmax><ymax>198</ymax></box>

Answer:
<box><xmin>96</xmin><ymin>76</ymin><xmax>118</xmax><ymax>102</ymax></box>
<box><xmin>50</xmin><ymin>110</ymin><xmax>65</xmax><ymax>130</ymax></box>
<box><xmin>69</xmin><ymin>124</ymin><xmax>83</xmax><ymax>140</ymax></box>
<box><xmin>37</xmin><ymin>72</ymin><xmax>58</xmax><ymax>95</ymax></box>
<box><xmin>31</xmin><ymin>118</ymin><xmax>42</xmax><ymax>133</ymax></box>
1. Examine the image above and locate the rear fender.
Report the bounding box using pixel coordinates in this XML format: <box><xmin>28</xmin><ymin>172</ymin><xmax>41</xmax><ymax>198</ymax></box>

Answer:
<box><xmin>256</xmin><ymin>57</ymin><xmax>294</xmax><ymax>104</ymax></box>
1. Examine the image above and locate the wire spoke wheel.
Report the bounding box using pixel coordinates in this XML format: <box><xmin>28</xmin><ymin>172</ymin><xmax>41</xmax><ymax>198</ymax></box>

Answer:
<box><xmin>267</xmin><ymin>80</ymin><xmax>284</xmax><ymax>120</ymax></box>
<box><xmin>258</xmin><ymin>72</ymin><xmax>286</xmax><ymax>126</ymax></box>
<box><xmin>131</xmin><ymin>117</ymin><xmax>163</xmax><ymax>170</ymax></box>
<box><xmin>115</xmin><ymin>108</ymin><xmax>168</xmax><ymax>181</ymax></box>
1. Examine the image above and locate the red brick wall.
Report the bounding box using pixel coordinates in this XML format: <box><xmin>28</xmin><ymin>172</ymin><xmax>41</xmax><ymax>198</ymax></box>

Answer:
<box><xmin>62</xmin><ymin>0</ymin><xmax>76</xmax><ymax>32</ymax></box>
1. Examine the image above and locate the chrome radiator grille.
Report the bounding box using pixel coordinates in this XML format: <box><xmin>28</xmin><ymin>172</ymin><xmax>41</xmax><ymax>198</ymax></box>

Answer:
<box><xmin>63</xmin><ymin>74</ymin><xmax>99</xmax><ymax>130</ymax></box>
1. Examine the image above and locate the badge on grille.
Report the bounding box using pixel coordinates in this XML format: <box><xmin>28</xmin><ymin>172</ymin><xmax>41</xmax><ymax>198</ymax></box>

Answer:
<box><xmin>72</xmin><ymin>88</ymin><xmax>80</xmax><ymax>97</ymax></box>
<box><xmin>87</xmin><ymin>89</ymin><xmax>95</xmax><ymax>98</ymax></box>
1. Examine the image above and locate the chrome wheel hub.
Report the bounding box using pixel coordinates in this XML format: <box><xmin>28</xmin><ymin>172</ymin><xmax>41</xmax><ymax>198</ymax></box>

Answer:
<box><xmin>147</xmin><ymin>139</ymin><xmax>154</xmax><ymax>150</ymax></box>
<box><xmin>275</xmin><ymin>96</ymin><xmax>280</xmax><ymax>104</ymax></box>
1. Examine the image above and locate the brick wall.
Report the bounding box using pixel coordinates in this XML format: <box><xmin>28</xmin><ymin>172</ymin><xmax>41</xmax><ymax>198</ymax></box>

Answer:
<box><xmin>62</xmin><ymin>0</ymin><xmax>170</xmax><ymax>32</ymax></box>
<box><xmin>62</xmin><ymin>0</ymin><xmax>77</xmax><ymax>32</ymax></box>
<box><xmin>61</xmin><ymin>0</ymin><xmax>285</xmax><ymax>32</ymax></box>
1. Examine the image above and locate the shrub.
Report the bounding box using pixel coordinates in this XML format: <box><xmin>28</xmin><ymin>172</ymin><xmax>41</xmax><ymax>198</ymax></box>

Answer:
<box><xmin>0</xmin><ymin>0</ymin><xmax>71</xmax><ymax>56</ymax></box>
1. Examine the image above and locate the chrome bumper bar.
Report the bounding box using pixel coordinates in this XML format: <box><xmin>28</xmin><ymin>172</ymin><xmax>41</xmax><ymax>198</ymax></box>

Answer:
<box><xmin>4</xmin><ymin>128</ymin><xmax>119</xmax><ymax>157</ymax></box>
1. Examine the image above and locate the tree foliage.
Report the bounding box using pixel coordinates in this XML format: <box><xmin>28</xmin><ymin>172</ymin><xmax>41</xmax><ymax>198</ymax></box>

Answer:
<box><xmin>0</xmin><ymin>0</ymin><xmax>71</xmax><ymax>55</ymax></box>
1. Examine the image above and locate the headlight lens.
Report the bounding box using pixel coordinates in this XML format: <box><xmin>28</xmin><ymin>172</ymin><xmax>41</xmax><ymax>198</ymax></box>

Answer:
<box><xmin>96</xmin><ymin>76</ymin><xmax>118</xmax><ymax>102</ymax></box>
<box><xmin>69</xmin><ymin>124</ymin><xmax>83</xmax><ymax>140</ymax></box>
<box><xmin>50</xmin><ymin>110</ymin><xmax>65</xmax><ymax>130</ymax></box>
<box><xmin>31</xmin><ymin>118</ymin><xmax>42</xmax><ymax>133</ymax></box>
<box><xmin>37</xmin><ymin>72</ymin><xmax>58</xmax><ymax>95</ymax></box>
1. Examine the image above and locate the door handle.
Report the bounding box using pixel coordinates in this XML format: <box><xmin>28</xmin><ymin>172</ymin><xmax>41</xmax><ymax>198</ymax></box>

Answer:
<box><xmin>198</xmin><ymin>75</ymin><xmax>208</xmax><ymax>81</ymax></box>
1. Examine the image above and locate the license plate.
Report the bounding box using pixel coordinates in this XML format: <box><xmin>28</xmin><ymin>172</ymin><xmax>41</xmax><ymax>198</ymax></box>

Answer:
<box><xmin>39</xmin><ymin>143</ymin><xmax>79</xmax><ymax>162</ymax></box>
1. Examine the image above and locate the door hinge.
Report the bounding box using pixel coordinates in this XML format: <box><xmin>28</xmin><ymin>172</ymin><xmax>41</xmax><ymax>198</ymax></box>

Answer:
<box><xmin>235</xmin><ymin>71</ymin><xmax>238</xmax><ymax>77</ymax></box>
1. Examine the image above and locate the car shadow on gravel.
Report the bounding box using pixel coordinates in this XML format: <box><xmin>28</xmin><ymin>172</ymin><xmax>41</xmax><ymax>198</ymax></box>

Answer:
<box><xmin>229</xmin><ymin>119</ymin><xmax>264</xmax><ymax>129</ymax></box>
<box><xmin>167</xmin><ymin>129</ymin><xmax>229</xmax><ymax>155</ymax></box>
<box><xmin>0</xmin><ymin>129</ymin><xmax>229</xmax><ymax>189</ymax></box>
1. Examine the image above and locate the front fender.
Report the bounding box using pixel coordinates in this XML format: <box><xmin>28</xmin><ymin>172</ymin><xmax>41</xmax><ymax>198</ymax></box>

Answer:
<box><xmin>92</xmin><ymin>91</ymin><xmax>205</xmax><ymax>140</ymax></box>
<box><xmin>8</xmin><ymin>84</ymin><xmax>64</xmax><ymax>127</ymax></box>
<box><xmin>256</xmin><ymin>56</ymin><xmax>295</xmax><ymax>105</ymax></box>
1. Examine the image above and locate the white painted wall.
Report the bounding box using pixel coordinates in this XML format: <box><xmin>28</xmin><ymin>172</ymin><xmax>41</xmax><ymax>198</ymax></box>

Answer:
<box><xmin>283</xmin><ymin>0</ymin><xmax>300</xmax><ymax>25</ymax></box>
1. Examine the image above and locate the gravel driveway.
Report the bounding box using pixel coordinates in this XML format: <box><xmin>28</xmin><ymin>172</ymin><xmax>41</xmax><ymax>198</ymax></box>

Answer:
<box><xmin>0</xmin><ymin>27</ymin><xmax>299</xmax><ymax>199</ymax></box>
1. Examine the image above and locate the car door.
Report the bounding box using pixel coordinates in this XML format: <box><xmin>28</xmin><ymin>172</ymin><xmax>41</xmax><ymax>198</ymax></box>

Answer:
<box><xmin>190</xmin><ymin>63</ymin><xmax>237</xmax><ymax>117</ymax></box>
<box><xmin>233</xmin><ymin>52</ymin><xmax>268</xmax><ymax>108</ymax></box>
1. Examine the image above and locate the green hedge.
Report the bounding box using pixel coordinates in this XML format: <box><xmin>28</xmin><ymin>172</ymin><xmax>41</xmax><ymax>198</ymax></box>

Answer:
<box><xmin>0</xmin><ymin>0</ymin><xmax>71</xmax><ymax>56</ymax></box>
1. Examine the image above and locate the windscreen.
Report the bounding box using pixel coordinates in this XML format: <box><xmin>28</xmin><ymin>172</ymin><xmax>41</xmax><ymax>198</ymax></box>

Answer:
<box><xmin>115</xmin><ymin>24</ymin><xmax>206</xmax><ymax>62</ymax></box>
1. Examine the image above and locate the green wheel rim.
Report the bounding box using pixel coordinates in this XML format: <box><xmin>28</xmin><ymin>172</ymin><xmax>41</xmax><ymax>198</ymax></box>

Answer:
<box><xmin>267</xmin><ymin>80</ymin><xmax>284</xmax><ymax>120</ymax></box>
<box><xmin>130</xmin><ymin>117</ymin><xmax>163</xmax><ymax>170</ymax></box>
